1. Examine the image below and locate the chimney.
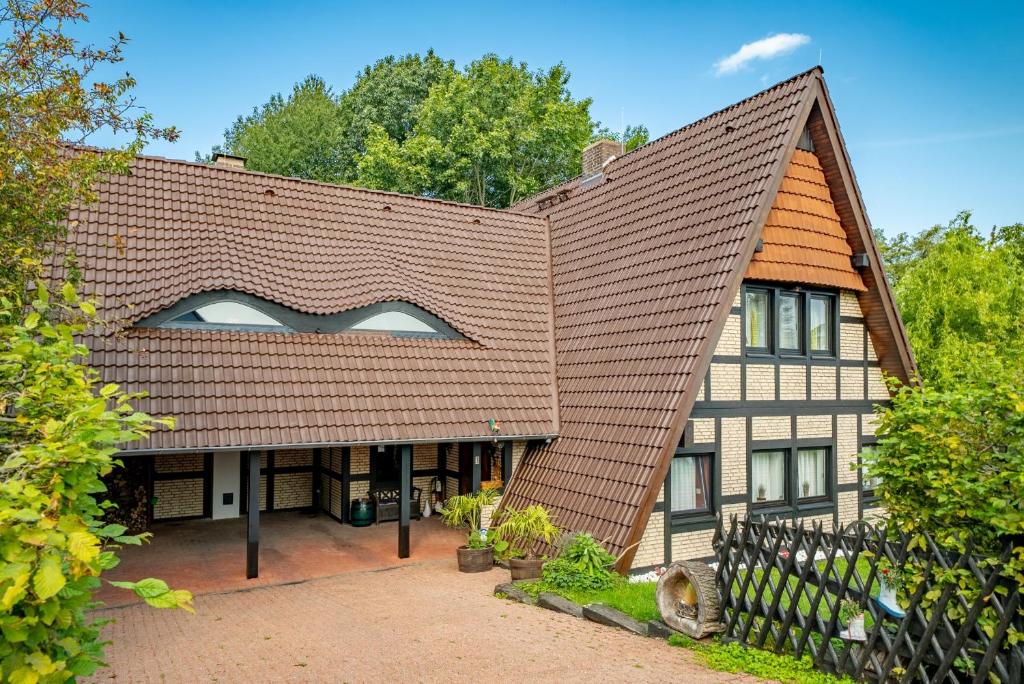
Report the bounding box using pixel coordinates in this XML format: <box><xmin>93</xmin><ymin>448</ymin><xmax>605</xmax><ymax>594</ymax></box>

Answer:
<box><xmin>581</xmin><ymin>139</ymin><xmax>622</xmax><ymax>178</ymax></box>
<box><xmin>212</xmin><ymin>153</ymin><xmax>246</xmax><ymax>169</ymax></box>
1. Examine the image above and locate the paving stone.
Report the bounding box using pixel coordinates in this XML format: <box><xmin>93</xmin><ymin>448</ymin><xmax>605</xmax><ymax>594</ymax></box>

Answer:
<box><xmin>583</xmin><ymin>603</ymin><xmax>649</xmax><ymax>636</ymax></box>
<box><xmin>494</xmin><ymin>582</ymin><xmax>536</xmax><ymax>605</ymax></box>
<box><xmin>537</xmin><ymin>592</ymin><xmax>583</xmax><ymax>618</ymax></box>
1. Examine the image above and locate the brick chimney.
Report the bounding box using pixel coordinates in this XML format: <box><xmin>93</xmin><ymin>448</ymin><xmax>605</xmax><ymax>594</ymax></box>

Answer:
<box><xmin>581</xmin><ymin>139</ymin><xmax>623</xmax><ymax>177</ymax></box>
<box><xmin>212</xmin><ymin>153</ymin><xmax>246</xmax><ymax>169</ymax></box>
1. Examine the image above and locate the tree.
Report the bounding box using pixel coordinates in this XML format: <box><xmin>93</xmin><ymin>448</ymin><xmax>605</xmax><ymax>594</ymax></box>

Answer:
<box><xmin>878</xmin><ymin>212</ymin><xmax>1024</xmax><ymax>386</ymax></box>
<box><xmin>356</xmin><ymin>55</ymin><xmax>595</xmax><ymax>207</ymax></box>
<box><xmin>1</xmin><ymin>2</ymin><xmax>191</xmax><ymax>680</ymax></box>
<box><xmin>592</xmin><ymin>124</ymin><xmax>650</xmax><ymax>152</ymax></box>
<box><xmin>0</xmin><ymin>0</ymin><xmax>177</xmax><ymax>297</ymax></box>
<box><xmin>210</xmin><ymin>75</ymin><xmax>346</xmax><ymax>183</ymax></box>
<box><xmin>335</xmin><ymin>50</ymin><xmax>455</xmax><ymax>181</ymax></box>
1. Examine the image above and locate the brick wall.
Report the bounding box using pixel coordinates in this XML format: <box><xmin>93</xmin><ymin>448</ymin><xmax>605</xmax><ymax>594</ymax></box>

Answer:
<box><xmin>152</xmin><ymin>453</ymin><xmax>206</xmax><ymax>520</ymax></box>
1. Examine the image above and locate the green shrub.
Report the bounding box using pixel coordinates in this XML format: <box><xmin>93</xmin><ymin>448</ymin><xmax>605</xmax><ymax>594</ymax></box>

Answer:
<box><xmin>536</xmin><ymin>533</ymin><xmax>619</xmax><ymax>592</ymax></box>
<box><xmin>668</xmin><ymin>637</ymin><xmax>851</xmax><ymax>684</ymax></box>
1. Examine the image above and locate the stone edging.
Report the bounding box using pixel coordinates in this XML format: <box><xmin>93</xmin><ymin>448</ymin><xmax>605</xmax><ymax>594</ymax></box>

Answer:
<box><xmin>494</xmin><ymin>582</ymin><xmax>677</xmax><ymax>640</ymax></box>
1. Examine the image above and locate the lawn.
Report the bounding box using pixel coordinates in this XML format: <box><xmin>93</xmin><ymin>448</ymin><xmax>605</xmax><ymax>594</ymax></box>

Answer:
<box><xmin>556</xmin><ymin>581</ymin><xmax>661</xmax><ymax>622</ymax></box>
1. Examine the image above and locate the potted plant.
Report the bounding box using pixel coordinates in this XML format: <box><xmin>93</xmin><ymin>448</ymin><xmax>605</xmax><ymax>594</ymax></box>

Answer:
<box><xmin>875</xmin><ymin>558</ymin><xmax>906</xmax><ymax>618</ymax></box>
<box><xmin>756</xmin><ymin>485</ymin><xmax>767</xmax><ymax>502</ymax></box>
<box><xmin>439</xmin><ymin>489</ymin><xmax>499</xmax><ymax>573</ymax></box>
<box><xmin>838</xmin><ymin>598</ymin><xmax>866</xmax><ymax>641</ymax></box>
<box><xmin>490</xmin><ymin>504</ymin><xmax>559</xmax><ymax>580</ymax></box>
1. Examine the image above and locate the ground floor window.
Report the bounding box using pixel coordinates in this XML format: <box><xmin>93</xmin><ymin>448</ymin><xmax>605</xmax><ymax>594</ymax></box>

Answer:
<box><xmin>751</xmin><ymin>446</ymin><xmax>833</xmax><ymax>508</ymax></box>
<box><xmin>670</xmin><ymin>453</ymin><xmax>713</xmax><ymax>516</ymax></box>
<box><xmin>860</xmin><ymin>443</ymin><xmax>881</xmax><ymax>500</ymax></box>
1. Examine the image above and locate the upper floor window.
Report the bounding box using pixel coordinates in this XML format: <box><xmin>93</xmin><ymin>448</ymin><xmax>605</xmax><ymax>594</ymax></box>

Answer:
<box><xmin>139</xmin><ymin>291</ymin><xmax>461</xmax><ymax>339</ymax></box>
<box><xmin>172</xmin><ymin>301</ymin><xmax>287</xmax><ymax>329</ymax></box>
<box><xmin>743</xmin><ymin>284</ymin><xmax>836</xmax><ymax>357</ymax></box>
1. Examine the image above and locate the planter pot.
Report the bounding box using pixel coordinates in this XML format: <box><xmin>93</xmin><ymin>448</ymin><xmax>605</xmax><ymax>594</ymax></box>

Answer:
<box><xmin>456</xmin><ymin>546</ymin><xmax>494</xmax><ymax>573</ymax></box>
<box><xmin>876</xmin><ymin>583</ymin><xmax>906</xmax><ymax>618</ymax></box>
<box><xmin>840</xmin><ymin>614</ymin><xmax>867</xmax><ymax>641</ymax></box>
<box><xmin>509</xmin><ymin>557</ymin><xmax>545</xmax><ymax>581</ymax></box>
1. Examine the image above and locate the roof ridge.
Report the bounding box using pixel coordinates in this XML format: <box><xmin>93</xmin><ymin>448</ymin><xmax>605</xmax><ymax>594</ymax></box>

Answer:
<box><xmin>509</xmin><ymin>66</ymin><xmax>823</xmax><ymax>211</ymax></box>
<box><xmin>72</xmin><ymin>144</ymin><xmax>547</xmax><ymax>222</ymax></box>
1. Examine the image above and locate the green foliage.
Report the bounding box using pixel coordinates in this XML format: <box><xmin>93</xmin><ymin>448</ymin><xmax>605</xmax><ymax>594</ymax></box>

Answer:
<box><xmin>209</xmin><ymin>75</ymin><xmax>347</xmax><ymax>183</ymax></box>
<box><xmin>489</xmin><ymin>504</ymin><xmax>559</xmax><ymax>560</ymax></box>
<box><xmin>0</xmin><ymin>0</ymin><xmax>178</xmax><ymax>297</ymax></box>
<box><xmin>0</xmin><ymin>286</ymin><xmax>192</xmax><ymax>682</ymax></box>
<box><xmin>533</xmin><ymin>533</ymin><xmax>619</xmax><ymax>592</ymax></box>
<box><xmin>668</xmin><ymin>637</ymin><xmax>851</xmax><ymax>684</ymax></box>
<box><xmin>867</xmin><ymin>376</ymin><xmax>1024</xmax><ymax>645</ymax></box>
<box><xmin>877</xmin><ymin>211</ymin><xmax>1024</xmax><ymax>385</ymax></box>
<box><xmin>357</xmin><ymin>54</ymin><xmax>594</xmax><ymax>207</ymax></box>
<box><xmin>592</xmin><ymin>124</ymin><xmax>651</xmax><ymax>152</ymax></box>
<box><xmin>439</xmin><ymin>489</ymin><xmax>499</xmax><ymax>547</ymax></box>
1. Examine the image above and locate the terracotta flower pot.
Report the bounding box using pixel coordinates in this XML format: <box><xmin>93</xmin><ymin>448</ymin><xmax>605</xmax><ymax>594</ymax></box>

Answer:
<box><xmin>456</xmin><ymin>546</ymin><xmax>494</xmax><ymax>573</ymax></box>
<box><xmin>509</xmin><ymin>557</ymin><xmax>545</xmax><ymax>581</ymax></box>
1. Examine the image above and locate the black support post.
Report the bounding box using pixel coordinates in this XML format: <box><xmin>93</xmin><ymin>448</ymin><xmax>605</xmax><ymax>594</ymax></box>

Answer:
<box><xmin>501</xmin><ymin>441</ymin><xmax>512</xmax><ymax>488</ymax></box>
<box><xmin>398</xmin><ymin>444</ymin><xmax>412</xmax><ymax>559</ymax></box>
<box><xmin>471</xmin><ymin>442</ymin><xmax>482</xmax><ymax>493</ymax></box>
<box><xmin>246</xmin><ymin>450</ymin><xmax>260</xmax><ymax>579</ymax></box>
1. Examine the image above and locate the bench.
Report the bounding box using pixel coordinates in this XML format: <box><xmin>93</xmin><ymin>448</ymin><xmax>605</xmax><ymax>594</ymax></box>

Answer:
<box><xmin>370</xmin><ymin>486</ymin><xmax>422</xmax><ymax>523</ymax></box>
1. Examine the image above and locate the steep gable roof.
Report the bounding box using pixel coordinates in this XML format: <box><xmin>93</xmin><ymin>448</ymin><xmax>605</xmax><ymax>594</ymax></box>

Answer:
<box><xmin>503</xmin><ymin>67</ymin><xmax>913</xmax><ymax>567</ymax></box>
<box><xmin>60</xmin><ymin>157</ymin><xmax>559</xmax><ymax>451</ymax></box>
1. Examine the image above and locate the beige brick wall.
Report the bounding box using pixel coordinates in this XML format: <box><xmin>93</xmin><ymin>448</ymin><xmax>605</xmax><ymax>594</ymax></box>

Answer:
<box><xmin>810</xmin><ymin>366</ymin><xmax>837</xmax><ymax>400</ymax></box>
<box><xmin>511</xmin><ymin>441</ymin><xmax>526</xmax><ymax>472</ymax></box>
<box><xmin>691</xmin><ymin>418</ymin><xmax>715</xmax><ymax>444</ymax></box>
<box><xmin>840</xmin><ymin>291</ymin><xmax>861</xmax><ymax>317</ymax></box>
<box><xmin>716</xmin><ymin>314</ymin><xmax>742</xmax><ymax>356</ymax></box>
<box><xmin>153</xmin><ymin>478</ymin><xmax>203</xmax><ymax>519</ymax></box>
<box><xmin>745</xmin><ymin>364</ymin><xmax>775</xmax><ymax>400</ymax></box>
<box><xmin>329</xmin><ymin>476</ymin><xmax>342</xmax><ymax>518</ymax></box>
<box><xmin>751</xmin><ymin>415</ymin><xmax>790</xmax><ymax>441</ymax></box>
<box><xmin>867</xmin><ymin>366</ymin><xmax>889</xmax><ymax>400</ymax></box>
<box><xmin>274</xmin><ymin>471</ymin><xmax>312</xmax><ymax>509</ymax></box>
<box><xmin>275</xmin><ymin>449</ymin><xmax>312</xmax><ymax>468</ymax></box>
<box><xmin>351</xmin><ymin>445</ymin><xmax>370</xmax><ymax>474</ymax></box>
<box><xmin>710</xmin><ymin>363</ymin><xmax>741</xmax><ymax>401</ymax></box>
<box><xmin>778</xmin><ymin>365</ymin><xmax>806</xmax><ymax>400</ymax></box>
<box><xmin>862</xmin><ymin>413</ymin><xmax>879</xmax><ymax>437</ymax></box>
<box><xmin>840</xmin><ymin>322</ymin><xmax>864</xmax><ymax>361</ymax></box>
<box><xmin>154</xmin><ymin>453</ymin><xmax>204</xmax><ymax>473</ymax></box>
<box><xmin>837</xmin><ymin>491</ymin><xmax>859</xmax><ymax>526</ymax></box>
<box><xmin>634</xmin><ymin>511</ymin><xmax>665</xmax><ymax>567</ymax></box>
<box><xmin>670</xmin><ymin>527</ymin><xmax>716</xmax><ymax>561</ymax></box>
<box><xmin>413</xmin><ymin>443</ymin><xmax>435</xmax><ymax>470</ymax></box>
<box><xmin>720</xmin><ymin>417</ymin><xmax>747</xmax><ymax>496</ymax></box>
<box><xmin>840</xmin><ymin>366</ymin><xmax>865</xmax><ymax>400</ymax></box>
<box><xmin>836</xmin><ymin>415</ymin><xmax>859</xmax><ymax>485</ymax></box>
<box><xmin>797</xmin><ymin>414</ymin><xmax>832</xmax><ymax>439</ymax></box>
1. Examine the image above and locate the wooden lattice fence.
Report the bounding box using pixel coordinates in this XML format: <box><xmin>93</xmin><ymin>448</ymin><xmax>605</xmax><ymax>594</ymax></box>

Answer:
<box><xmin>713</xmin><ymin>516</ymin><xmax>1023</xmax><ymax>683</ymax></box>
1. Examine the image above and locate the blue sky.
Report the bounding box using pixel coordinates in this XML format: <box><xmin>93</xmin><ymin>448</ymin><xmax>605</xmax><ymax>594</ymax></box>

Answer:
<box><xmin>76</xmin><ymin>1</ymin><xmax>1023</xmax><ymax>236</ymax></box>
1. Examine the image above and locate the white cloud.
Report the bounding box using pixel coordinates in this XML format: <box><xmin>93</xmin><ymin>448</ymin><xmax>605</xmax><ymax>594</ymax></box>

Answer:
<box><xmin>715</xmin><ymin>33</ymin><xmax>811</xmax><ymax>76</ymax></box>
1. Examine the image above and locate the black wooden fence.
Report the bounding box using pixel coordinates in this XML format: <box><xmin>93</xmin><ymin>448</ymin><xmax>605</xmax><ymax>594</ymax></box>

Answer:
<box><xmin>713</xmin><ymin>516</ymin><xmax>1023</xmax><ymax>683</ymax></box>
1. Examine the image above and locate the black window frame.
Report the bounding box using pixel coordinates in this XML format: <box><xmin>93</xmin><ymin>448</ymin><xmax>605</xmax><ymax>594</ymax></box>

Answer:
<box><xmin>749</xmin><ymin>443</ymin><xmax>834</xmax><ymax>512</ymax></box>
<box><xmin>777</xmin><ymin>291</ymin><xmax>805</xmax><ymax>355</ymax></box>
<box><xmin>668</xmin><ymin>452</ymin><xmax>715</xmax><ymax>521</ymax></box>
<box><xmin>808</xmin><ymin>293</ymin><xmax>836</xmax><ymax>357</ymax></box>
<box><xmin>742</xmin><ymin>283</ymin><xmax>838</xmax><ymax>359</ymax></box>
<box><xmin>744</xmin><ymin>287</ymin><xmax>773</xmax><ymax>354</ymax></box>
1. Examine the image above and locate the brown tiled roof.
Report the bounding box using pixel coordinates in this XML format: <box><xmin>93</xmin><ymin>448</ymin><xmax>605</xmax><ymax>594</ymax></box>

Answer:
<box><xmin>61</xmin><ymin>158</ymin><xmax>559</xmax><ymax>451</ymax></box>
<box><xmin>502</xmin><ymin>68</ymin><xmax>826</xmax><ymax>560</ymax></box>
<box><xmin>745</xmin><ymin>149</ymin><xmax>866</xmax><ymax>291</ymax></box>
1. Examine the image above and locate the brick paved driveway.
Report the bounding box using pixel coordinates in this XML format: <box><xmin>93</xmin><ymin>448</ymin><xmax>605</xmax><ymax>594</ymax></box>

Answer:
<box><xmin>89</xmin><ymin>559</ymin><xmax>763</xmax><ymax>683</ymax></box>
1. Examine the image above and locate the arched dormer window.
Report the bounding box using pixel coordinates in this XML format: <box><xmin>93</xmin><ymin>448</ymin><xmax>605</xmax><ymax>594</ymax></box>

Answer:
<box><xmin>137</xmin><ymin>291</ymin><xmax>461</xmax><ymax>339</ymax></box>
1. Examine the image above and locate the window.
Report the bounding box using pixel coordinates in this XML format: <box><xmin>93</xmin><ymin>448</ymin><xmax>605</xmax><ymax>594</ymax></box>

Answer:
<box><xmin>809</xmin><ymin>295</ymin><xmax>833</xmax><ymax>353</ymax></box>
<box><xmin>372</xmin><ymin>445</ymin><xmax>401</xmax><ymax>487</ymax></box>
<box><xmin>171</xmin><ymin>301</ymin><xmax>287</xmax><ymax>329</ymax></box>
<box><xmin>798</xmin><ymin>447</ymin><xmax>828</xmax><ymax>500</ymax></box>
<box><xmin>670</xmin><ymin>454</ymin><xmax>712</xmax><ymax>516</ymax></box>
<box><xmin>751</xmin><ymin>450</ymin><xmax>786</xmax><ymax>504</ymax></box>
<box><xmin>743</xmin><ymin>284</ymin><xmax>836</xmax><ymax>356</ymax></box>
<box><xmin>860</xmin><ymin>444</ymin><xmax>881</xmax><ymax>498</ymax></box>
<box><xmin>778</xmin><ymin>292</ymin><xmax>802</xmax><ymax>352</ymax></box>
<box><xmin>351</xmin><ymin>310</ymin><xmax>438</xmax><ymax>334</ymax></box>
<box><xmin>745</xmin><ymin>289</ymin><xmax>770</xmax><ymax>350</ymax></box>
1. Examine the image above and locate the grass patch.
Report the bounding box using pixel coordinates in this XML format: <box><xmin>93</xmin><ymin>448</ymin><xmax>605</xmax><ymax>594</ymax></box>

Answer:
<box><xmin>517</xmin><ymin>579</ymin><xmax>660</xmax><ymax>622</ymax></box>
<box><xmin>668</xmin><ymin>634</ymin><xmax>852</xmax><ymax>684</ymax></box>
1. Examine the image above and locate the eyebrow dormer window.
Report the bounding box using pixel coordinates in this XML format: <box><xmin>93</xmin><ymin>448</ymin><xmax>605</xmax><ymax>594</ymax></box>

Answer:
<box><xmin>139</xmin><ymin>291</ymin><xmax>462</xmax><ymax>339</ymax></box>
<box><xmin>350</xmin><ymin>311</ymin><xmax>438</xmax><ymax>334</ymax></box>
<box><xmin>174</xmin><ymin>302</ymin><xmax>287</xmax><ymax>328</ymax></box>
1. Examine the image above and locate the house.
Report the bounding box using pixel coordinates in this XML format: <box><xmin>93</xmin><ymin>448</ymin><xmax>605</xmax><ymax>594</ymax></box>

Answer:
<box><xmin>60</xmin><ymin>67</ymin><xmax>912</xmax><ymax>577</ymax></box>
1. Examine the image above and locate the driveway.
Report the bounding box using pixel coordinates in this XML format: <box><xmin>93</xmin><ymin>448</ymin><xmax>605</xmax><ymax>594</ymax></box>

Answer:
<box><xmin>89</xmin><ymin>559</ymin><xmax>762</xmax><ymax>683</ymax></box>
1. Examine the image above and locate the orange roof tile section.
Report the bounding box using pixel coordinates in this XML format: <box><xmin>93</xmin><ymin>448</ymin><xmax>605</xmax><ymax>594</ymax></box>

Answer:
<box><xmin>61</xmin><ymin>160</ymin><xmax>558</xmax><ymax>451</ymax></box>
<box><xmin>502</xmin><ymin>69</ymin><xmax>822</xmax><ymax>555</ymax></box>
<box><xmin>745</xmin><ymin>149</ymin><xmax>866</xmax><ymax>291</ymax></box>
